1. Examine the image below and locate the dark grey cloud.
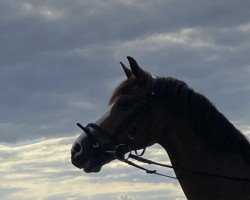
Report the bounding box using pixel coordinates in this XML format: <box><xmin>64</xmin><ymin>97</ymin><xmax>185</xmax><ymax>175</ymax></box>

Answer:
<box><xmin>0</xmin><ymin>0</ymin><xmax>250</xmax><ymax>142</ymax></box>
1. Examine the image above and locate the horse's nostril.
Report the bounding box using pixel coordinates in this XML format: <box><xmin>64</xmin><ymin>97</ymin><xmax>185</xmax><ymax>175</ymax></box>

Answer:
<box><xmin>74</xmin><ymin>143</ymin><xmax>81</xmax><ymax>153</ymax></box>
<box><xmin>72</xmin><ymin>143</ymin><xmax>82</xmax><ymax>158</ymax></box>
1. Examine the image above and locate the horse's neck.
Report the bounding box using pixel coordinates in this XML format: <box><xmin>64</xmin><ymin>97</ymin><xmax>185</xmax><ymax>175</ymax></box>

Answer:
<box><xmin>157</xmin><ymin>116</ymin><xmax>250</xmax><ymax>200</ymax></box>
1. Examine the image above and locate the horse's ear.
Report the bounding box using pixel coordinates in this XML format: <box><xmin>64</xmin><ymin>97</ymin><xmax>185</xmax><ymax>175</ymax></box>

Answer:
<box><xmin>120</xmin><ymin>62</ymin><xmax>133</xmax><ymax>78</ymax></box>
<box><xmin>127</xmin><ymin>56</ymin><xmax>145</xmax><ymax>79</ymax></box>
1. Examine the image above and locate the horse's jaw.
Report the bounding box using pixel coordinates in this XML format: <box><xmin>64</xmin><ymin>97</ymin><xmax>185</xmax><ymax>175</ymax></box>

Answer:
<box><xmin>72</xmin><ymin>153</ymin><xmax>115</xmax><ymax>173</ymax></box>
<box><xmin>80</xmin><ymin>156</ymin><xmax>102</xmax><ymax>173</ymax></box>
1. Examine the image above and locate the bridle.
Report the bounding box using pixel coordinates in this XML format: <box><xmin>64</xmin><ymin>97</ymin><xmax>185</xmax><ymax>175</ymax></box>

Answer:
<box><xmin>76</xmin><ymin>78</ymin><xmax>250</xmax><ymax>183</ymax></box>
<box><xmin>77</xmin><ymin>122</ymin><xmax>177</xmax><ymax>179</ymax></box>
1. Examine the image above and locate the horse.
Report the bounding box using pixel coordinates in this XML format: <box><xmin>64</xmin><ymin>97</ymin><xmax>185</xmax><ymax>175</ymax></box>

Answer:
<box><xmin>71</xmin><ymin>57</ymin><xmax>250</xmax><ymax>200</ymax></box>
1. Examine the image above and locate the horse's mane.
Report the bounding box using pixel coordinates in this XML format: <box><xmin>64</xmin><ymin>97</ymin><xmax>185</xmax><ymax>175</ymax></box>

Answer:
<box><xmin>154</xmin><ymin>77</ymin><xmax>250</xmax><ymax>163</ymax></box>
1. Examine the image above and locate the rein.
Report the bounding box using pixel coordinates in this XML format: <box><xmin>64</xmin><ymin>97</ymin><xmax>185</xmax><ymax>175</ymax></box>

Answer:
<box><xmin>125</xmin><ymin>149</ymin><xmax>250</xmax><ymax>183</ymax></box>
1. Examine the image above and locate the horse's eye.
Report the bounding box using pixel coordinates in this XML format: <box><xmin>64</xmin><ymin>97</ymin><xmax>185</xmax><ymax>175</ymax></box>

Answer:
<box><xmin>117</xmin><ymin>100</ymin><xmax>130</xmax><ymax>108</ymax></box>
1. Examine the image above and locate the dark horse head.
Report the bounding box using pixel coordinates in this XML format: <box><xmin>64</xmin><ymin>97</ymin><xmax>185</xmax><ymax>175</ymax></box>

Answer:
<box><xmin>71</xmin><ymin>57</ymin><xmax>157</xmax><ymax>173</ymax></box>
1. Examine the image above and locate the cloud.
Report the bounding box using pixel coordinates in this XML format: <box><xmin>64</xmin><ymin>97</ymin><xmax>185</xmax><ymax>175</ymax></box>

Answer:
<box><xmin>0</xmin><ymin>0</ymin><xmax>249</xmax><ymax>145</ymax></box>
<box><xmin>21</xmin><ymin>2</ymin><xmax>65</xmax><ymax>22</ymax></box>
<box><xmin>0</xmin><ymin>137</ymin><xmax>185</xmax><ymax>199</ymax></box>
<box><xmin>1</xmin><ymin>132</ymin><xmax>249</xmax><ymax>199</ymax></box>
<box><xmin>119</xmin><ymin>193</ymin><xmax>135</xmax><ymax>200</ymax></box>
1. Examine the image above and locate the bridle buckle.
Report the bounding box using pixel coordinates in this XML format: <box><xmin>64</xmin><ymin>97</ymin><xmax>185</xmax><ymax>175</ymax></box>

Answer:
<box><xmin>114</xmin><ymin>144</ymin><xmax>131</xmax><ymax>161</ymax></box>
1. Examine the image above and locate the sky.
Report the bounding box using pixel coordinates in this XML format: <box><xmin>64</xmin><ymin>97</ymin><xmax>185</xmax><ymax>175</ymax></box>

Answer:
<box><xmin>0</xmin><ymin>0</ymin><xmax>250</xmax><ymax>199</ymax></box>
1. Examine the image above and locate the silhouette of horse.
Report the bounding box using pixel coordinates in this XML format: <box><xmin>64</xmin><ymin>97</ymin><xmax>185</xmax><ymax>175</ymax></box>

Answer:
<box><xmin>71</xmin><ymin>57</ymin><xmax>250</xmax><ymax>200</ymax></box>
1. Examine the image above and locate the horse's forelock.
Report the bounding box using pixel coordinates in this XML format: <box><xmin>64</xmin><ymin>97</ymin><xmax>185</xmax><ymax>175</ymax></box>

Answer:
<box><xmin>108</xmin><ymin>78</ymin><xmax>135</xmax><ymax>106</ymax></box>
<box><xmin>109</xmin><ymin>73</ymin><xmax>153</xmax><ymax>106</ymax></box>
